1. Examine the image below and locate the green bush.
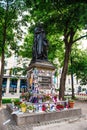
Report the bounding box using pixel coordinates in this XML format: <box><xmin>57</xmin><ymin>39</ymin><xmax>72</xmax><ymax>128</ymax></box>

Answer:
<box><xmin>2</xmin><ymin>98</ymin><xmax>20</xmax><ymax>104</ymax></box>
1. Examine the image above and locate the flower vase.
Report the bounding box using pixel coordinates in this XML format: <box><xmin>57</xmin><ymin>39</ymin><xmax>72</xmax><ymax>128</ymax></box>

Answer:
<box><xmin>28</xmin><ymin>109</ymin><xmax>33</xmax><ymax>113</ymax></box>
<box><xmin>69</xmin><ymin>101</ymin><xmax>74</xmax><ymax>108</ymax></box>
<box><xmin>21</xmin><ymin>107</ymin><xmax>27</xmax><ymax>112</ymax></box>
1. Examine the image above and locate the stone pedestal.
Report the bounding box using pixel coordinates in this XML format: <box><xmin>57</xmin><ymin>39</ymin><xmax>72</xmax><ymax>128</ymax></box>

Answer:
<box><xmin>7</xmin><ymin>104</ymin><xmax>82</xmax><ymax>126</ymax></box>
<box><xmin>28</xmin><ymin>61</ymin><xmax>56</xmax><ymax>70</ymax></box>
<box><xmin>27</xmin><ymin>61</ymin><xmax>56</xmax><ymax>92</ymax></box>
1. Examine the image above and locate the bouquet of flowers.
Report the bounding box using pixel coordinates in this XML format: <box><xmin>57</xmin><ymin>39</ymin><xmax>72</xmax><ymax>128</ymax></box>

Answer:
<box><xmin>20</xmin><ymin>92</ymin><xmax>31</xmax><ymax>101</ymax></box>
<box><xmin>20</xmin><ymin>102</ymin><xmax>27</xmax><ymax>108</ymax></box>
<box><xmin>56</xmin><ymin>104</ymin><xmax>64</xmax><ymax>110</ymax></box>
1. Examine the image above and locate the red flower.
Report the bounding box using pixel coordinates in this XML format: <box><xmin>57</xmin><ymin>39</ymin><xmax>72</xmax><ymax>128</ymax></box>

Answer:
<box><xmin>56</xmin><ymin>104</ymin><xmax>64</xmax><ymax>110</ymax></box>
<box><xmin>42</xmin><ymin>104</ymin><xmax>46</xmax><ymax>111</ymax></box>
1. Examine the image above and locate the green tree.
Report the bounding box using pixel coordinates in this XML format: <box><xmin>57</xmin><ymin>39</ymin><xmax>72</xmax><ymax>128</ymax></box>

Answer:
<box><xmin>68</xmin><ymin>46</ymin><xmax>87</xmax><ymax>98</ymax></box>
<box><xmin>0</xmin><ymin>0</ymin><xmax>27</xmax><ymax>107</ymax></box>
<box><xmin>68</xmin><ymin>45</ymin><xmax>83</xmax><ymax>98</ymax></box>
<box><xmin>24</xmin><ymin>1</ymin><xmax>87</xmax><ymax>99</ymax></box>
<box><xmin>73</xmin><ymin>50</ymin><xmax>87</xmax><ymax>85</ymax></box>
<box><xmin>19</xmin><ymin>33</ymin><xmax>33</xmax><ymax>59</ymax></box>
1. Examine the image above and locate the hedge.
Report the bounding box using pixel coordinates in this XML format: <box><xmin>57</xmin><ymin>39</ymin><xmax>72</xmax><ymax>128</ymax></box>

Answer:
<box><xmin>2</xmin><ymin>98</ymin><xmax>20</xmax><ymax>104</ymax></box>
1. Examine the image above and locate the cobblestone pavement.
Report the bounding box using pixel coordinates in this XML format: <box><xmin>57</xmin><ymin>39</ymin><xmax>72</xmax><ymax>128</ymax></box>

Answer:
<box><xmin>0</xmin><ymin>100</ymin><xmax>87</xmax><ymax>130</ymax></box>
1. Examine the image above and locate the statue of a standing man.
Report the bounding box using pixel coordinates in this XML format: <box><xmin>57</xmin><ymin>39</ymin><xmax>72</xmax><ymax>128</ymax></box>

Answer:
<box><xmin>32</xmin><ymin>25</ymin><xmax>49</xmax><ymax>61</ymax></box>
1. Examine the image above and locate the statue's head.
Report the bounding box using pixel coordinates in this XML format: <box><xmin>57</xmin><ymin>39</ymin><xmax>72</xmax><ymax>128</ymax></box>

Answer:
<box><xmin>34</xmin><ymin>24</ymin><xmax>44</xmax><ymax>34</ymax></box>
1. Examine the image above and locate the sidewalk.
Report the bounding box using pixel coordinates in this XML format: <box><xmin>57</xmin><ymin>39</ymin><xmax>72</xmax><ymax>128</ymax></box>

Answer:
<box><xmin>2</xmin><ymin>93</ymin><xmax>20</xmax><ymax>99</ymax></box>
<box><xmin>0</xmin><ymin>101</ymin><xmax>87</xmax><ymax>130</ymax></box>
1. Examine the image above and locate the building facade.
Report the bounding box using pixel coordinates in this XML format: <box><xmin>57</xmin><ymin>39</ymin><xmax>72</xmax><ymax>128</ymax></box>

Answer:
<box><xmin>1</xmin><ymin>52</ymin><xmax>30</xmax><ymax>98</ymax></box>
<box><xmin>1</xmin><ymin>51</ymin><xmax>85</xmax><ymax>98</ymax></box>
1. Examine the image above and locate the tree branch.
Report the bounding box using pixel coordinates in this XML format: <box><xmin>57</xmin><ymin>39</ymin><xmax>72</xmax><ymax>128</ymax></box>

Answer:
<box><xmin>73</xmin><ymin>34</ymin><xmax>87</xmax><ymax>43</ymax></box>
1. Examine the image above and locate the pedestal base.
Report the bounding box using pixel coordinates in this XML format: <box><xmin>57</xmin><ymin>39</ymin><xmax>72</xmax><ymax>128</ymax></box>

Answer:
<box><xmin>7</xmin><ymin>104</ymin><xmax>82</xmax><ymax>126</ymax></box>
<box><xmin>28</xmin><ymin>60</ymin><xmax>56</xmax><ymax>71</ymax></box>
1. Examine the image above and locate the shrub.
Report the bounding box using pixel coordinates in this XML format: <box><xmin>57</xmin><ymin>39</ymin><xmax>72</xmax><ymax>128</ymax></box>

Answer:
<box><xmin>2</xmin><ymin>98</ymin><xmax>19</xmax><ymax>104</ymax></box>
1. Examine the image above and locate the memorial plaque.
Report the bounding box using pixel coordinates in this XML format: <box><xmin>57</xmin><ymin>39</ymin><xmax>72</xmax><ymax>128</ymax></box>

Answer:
<box><xmin>38</xmin><ymin>76</ymin><xmax>51</xmax><ymax>83</ymax></box>
<box><xmin>38</xmin><ymin>76</ymin><xmax>51</xmax><ymax>89</ymax></box>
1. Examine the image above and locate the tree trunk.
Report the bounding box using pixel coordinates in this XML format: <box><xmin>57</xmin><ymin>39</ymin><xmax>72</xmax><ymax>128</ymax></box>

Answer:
<box><xmin>71</xmin><ymin>73</ymin><xmax>75</xmax><ymax>99</ymax></box>
<box><xmin>70</xmin><ymin>57</ymin><xmax>75</xmax><ymax>99</ymax></box>
<box><xmin>0</xmin><ymin>2</ymin><xmax>8</xmax><ymax>107</ymax></box>
<box><xmin>59</xmin><ymin>46</ymin><xmax>71</xmax><ymax>100</ymax></box>
<box><xmin>0</xmin><ymin>51</ymin><xmax>5</xmax><ymax>107</ymax></box>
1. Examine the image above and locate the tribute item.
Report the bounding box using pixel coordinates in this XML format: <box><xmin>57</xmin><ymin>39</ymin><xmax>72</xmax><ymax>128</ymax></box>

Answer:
<box><xmin>32</xmin><ymin>25</ymin><xmax>49</xmax><ymax>62</ymax></box>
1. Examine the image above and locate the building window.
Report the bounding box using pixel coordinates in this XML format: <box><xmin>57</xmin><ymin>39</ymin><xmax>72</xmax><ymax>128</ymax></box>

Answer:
<box><xmin>20</xmin><ymin>79</ymin><xmax>27</xmax><ymax>93</ymax></box>
<box><xmin>9</xmin><ymin>78</ymin><xmax>17</xmax><ymax>93</ymax></box>
<box><xmin>2</xmin><ymin>78</ymin><xmax>7</xmax><ymax>93</ymax></box>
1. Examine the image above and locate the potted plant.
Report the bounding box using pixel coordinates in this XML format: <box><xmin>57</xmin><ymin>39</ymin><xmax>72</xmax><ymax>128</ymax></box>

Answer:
<box><xmin>27</xmin><ymin>104</ymin><xmax>34</xmax><ymax>113</ymax></box>
<box><xmin>44</xmin><ymin>94</ymin><xmax>51</xmax><ymax>102</ymax></box>
<box><xmin>69</xmin><ymin>99</ymin><xmax>75</xmax><ymax>108</ymax></box>
<box><xmin>20</xmin><ymin>102</ymin><xmax>27</xmax><ymax>112</ymax></box>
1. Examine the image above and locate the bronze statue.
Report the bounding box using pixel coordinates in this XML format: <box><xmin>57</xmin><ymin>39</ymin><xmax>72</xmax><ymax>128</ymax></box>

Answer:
<box><xmin>32</xmin><ymin>25</ymin><xmax>49</xmax><ymax>62</ymax></box>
